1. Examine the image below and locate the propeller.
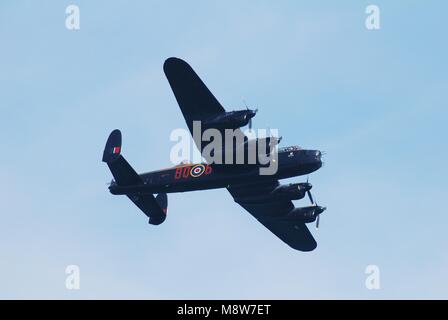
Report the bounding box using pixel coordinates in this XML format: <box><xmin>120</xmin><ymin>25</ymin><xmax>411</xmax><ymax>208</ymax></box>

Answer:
<box><xmin>305</xmin><ymin>177</ymin><xmax>325</xmax><ymax>229</ymax></box>
<box><xmin>248</xmin><ymin>108</ymin><xmax>257</xmax><ymax>131</ymax></box>
<box><xmin>243</xmin><ymin>100</ymin><xmax>258</xmax><ymax>131</ymax></box>
<box><xmin>314</xmin><ymin>201</ymin><xmax>327</xmax><ymax>229</ymax></box>
<box><xmin>307</xmin><ymin>190</ymin><xmax>314</xmax><ymax>205</ymax></box>
<box><xmin>314</xmin><ymin>199</ymin><xmax>320</xmax><ymax>229</ymax></box>
<box><xmin>306</xmin><ymin>176</ymin><xmax>314</xmax><ymax>204</ymax></box>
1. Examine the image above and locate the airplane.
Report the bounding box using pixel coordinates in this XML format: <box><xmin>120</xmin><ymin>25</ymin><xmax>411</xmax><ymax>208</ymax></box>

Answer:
<box><xmin>102</xmin><ymin>57</ymin><xmax>326</xmax><ymax>252</ymax></box>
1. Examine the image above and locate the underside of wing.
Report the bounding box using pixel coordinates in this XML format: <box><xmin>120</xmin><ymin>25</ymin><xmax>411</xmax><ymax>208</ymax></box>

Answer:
<box><xmin>228</xmin><ymin>180</ymin><xmax>317</xmax><ymax>252</ymax></box>
<box><xmin>256</xmin><ymin>219</ymin><xmax>317</xmax><ymax>251</ymax></box>
<box><xmin>164</xmin><ymin>57</ymin><xmax>246</xmax><ymax>164</ymax></box>
<box><xmin>164</xmin><ymin>57</ymin><xmax>225</xmax><ymax>131</ymax></box>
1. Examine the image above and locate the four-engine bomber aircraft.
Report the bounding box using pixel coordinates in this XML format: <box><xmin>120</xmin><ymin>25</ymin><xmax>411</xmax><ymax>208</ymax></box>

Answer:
<box><xmin>103</xmin><ymin>57</ymin><xmax>326</xmax><ymax>251</ymax></box>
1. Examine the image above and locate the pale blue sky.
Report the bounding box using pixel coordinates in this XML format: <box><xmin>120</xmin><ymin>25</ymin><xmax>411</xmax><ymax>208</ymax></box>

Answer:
<box><xmin>1</xmin><ymin>1</ymin><xmax>447</xmax><ymax>299</ymax></box>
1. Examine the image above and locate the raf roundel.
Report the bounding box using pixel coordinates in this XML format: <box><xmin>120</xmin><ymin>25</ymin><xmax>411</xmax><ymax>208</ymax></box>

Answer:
<box><xmin>190</xmin><ymin>164</ymin><xmax>205</xmax><ymax>178</ymax></box>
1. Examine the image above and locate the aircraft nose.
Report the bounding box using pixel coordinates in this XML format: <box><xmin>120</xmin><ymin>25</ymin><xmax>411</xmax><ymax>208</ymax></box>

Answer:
<box><xmin>306</xmin><ymin>150</ymin><xmax>322</xmax><ymax>161</ymax></box>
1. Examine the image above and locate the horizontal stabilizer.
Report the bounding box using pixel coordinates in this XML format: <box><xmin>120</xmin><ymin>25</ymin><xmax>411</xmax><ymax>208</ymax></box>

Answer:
<box><xmin>156</xmin><ymin>193</ymin><xmax>168</xmax><ymax>215</ymax></box>
<box><xmin>128</xmin><ymin>194</ymin><xmax>167</xmax><ymax>225</ymax></box>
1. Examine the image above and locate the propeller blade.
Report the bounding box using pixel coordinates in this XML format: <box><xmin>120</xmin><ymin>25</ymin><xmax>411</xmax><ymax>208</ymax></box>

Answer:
<box><xmin>249</xmin><ymin>118</ymin><xmax>252</xmax><ymax>131</ymax></box>
<box><xmin>316</xmin><ymin>214</ymin><xmax>320</xmax><ymax>229</ymax></box>
<box><xmin>307</xmin><ymin>190</ymin><xmax>314</xmax><ymax>205</ymax></box>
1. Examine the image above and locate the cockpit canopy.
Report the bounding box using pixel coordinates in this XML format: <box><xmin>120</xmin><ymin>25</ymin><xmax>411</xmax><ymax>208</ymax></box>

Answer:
<box><xmin>279</xmin><ymin>145</ymin><xmax>302</xmax><ymax>153</ymax></box>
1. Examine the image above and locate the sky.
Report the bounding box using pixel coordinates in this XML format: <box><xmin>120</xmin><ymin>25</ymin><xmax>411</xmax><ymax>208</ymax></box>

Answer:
<box><xmin>0</xmin><ymin>1</ymin><xmax>447</xmax><ymax>299</ymax></box>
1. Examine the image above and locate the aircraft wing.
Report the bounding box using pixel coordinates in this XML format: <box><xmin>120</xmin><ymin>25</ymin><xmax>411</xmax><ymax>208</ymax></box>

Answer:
<box><xmin>164</xmin><ymin>57</ymin><xmax>225</xmax><ymax>129</ymax></box>
<box><xmin>227</xmin><ymin>180</ymin><xmax>317</xmax><ymax>252</ymax></box>
<box><xmin>164</xmin><ymin>57</ymin><xmax>245</xmax><ymax>162</ymax></box>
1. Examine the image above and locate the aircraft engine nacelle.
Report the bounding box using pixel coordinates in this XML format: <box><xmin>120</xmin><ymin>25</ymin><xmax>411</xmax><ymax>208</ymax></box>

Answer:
<box><xmin>233</xmin><ymin>182</ymin><xmax>311</xmax><ymax>204</ymax></box>
<box><xmin>203</xmin><ymin>110</ymin><xmax>256</xmax><ymax>130</ymax></box>
<box><xmin>272</xmin><ymin>183</ymin><xmax>311</xmax><ymax>200</ymax></box>
<box><xmin>285</xmin><ymin>206</ymin><xmax>326</xmax><ymax>223</ymax></box>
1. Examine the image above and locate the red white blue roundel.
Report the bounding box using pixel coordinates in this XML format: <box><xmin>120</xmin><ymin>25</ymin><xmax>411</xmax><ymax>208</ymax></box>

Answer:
<box><xmin>190</xmin><ymin>164</ymin><xmax>205</xmax><ymax>178</ymax></box>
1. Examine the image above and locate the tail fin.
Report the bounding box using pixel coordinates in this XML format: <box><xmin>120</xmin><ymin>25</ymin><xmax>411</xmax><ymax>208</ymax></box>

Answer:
<box><xmin>102</xmin><ymin>129</ymin><xmax>122</xmax><ymax>163</ymax></box>
<box><xmin>102</xmin><ymin>129</ymin><xmax>141</xmax><ymax>186</ymax></box>
<box><xmin>103</xmin><ymin>129</ymin><xmax>167</xmax><ymax>225</ymax></box>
